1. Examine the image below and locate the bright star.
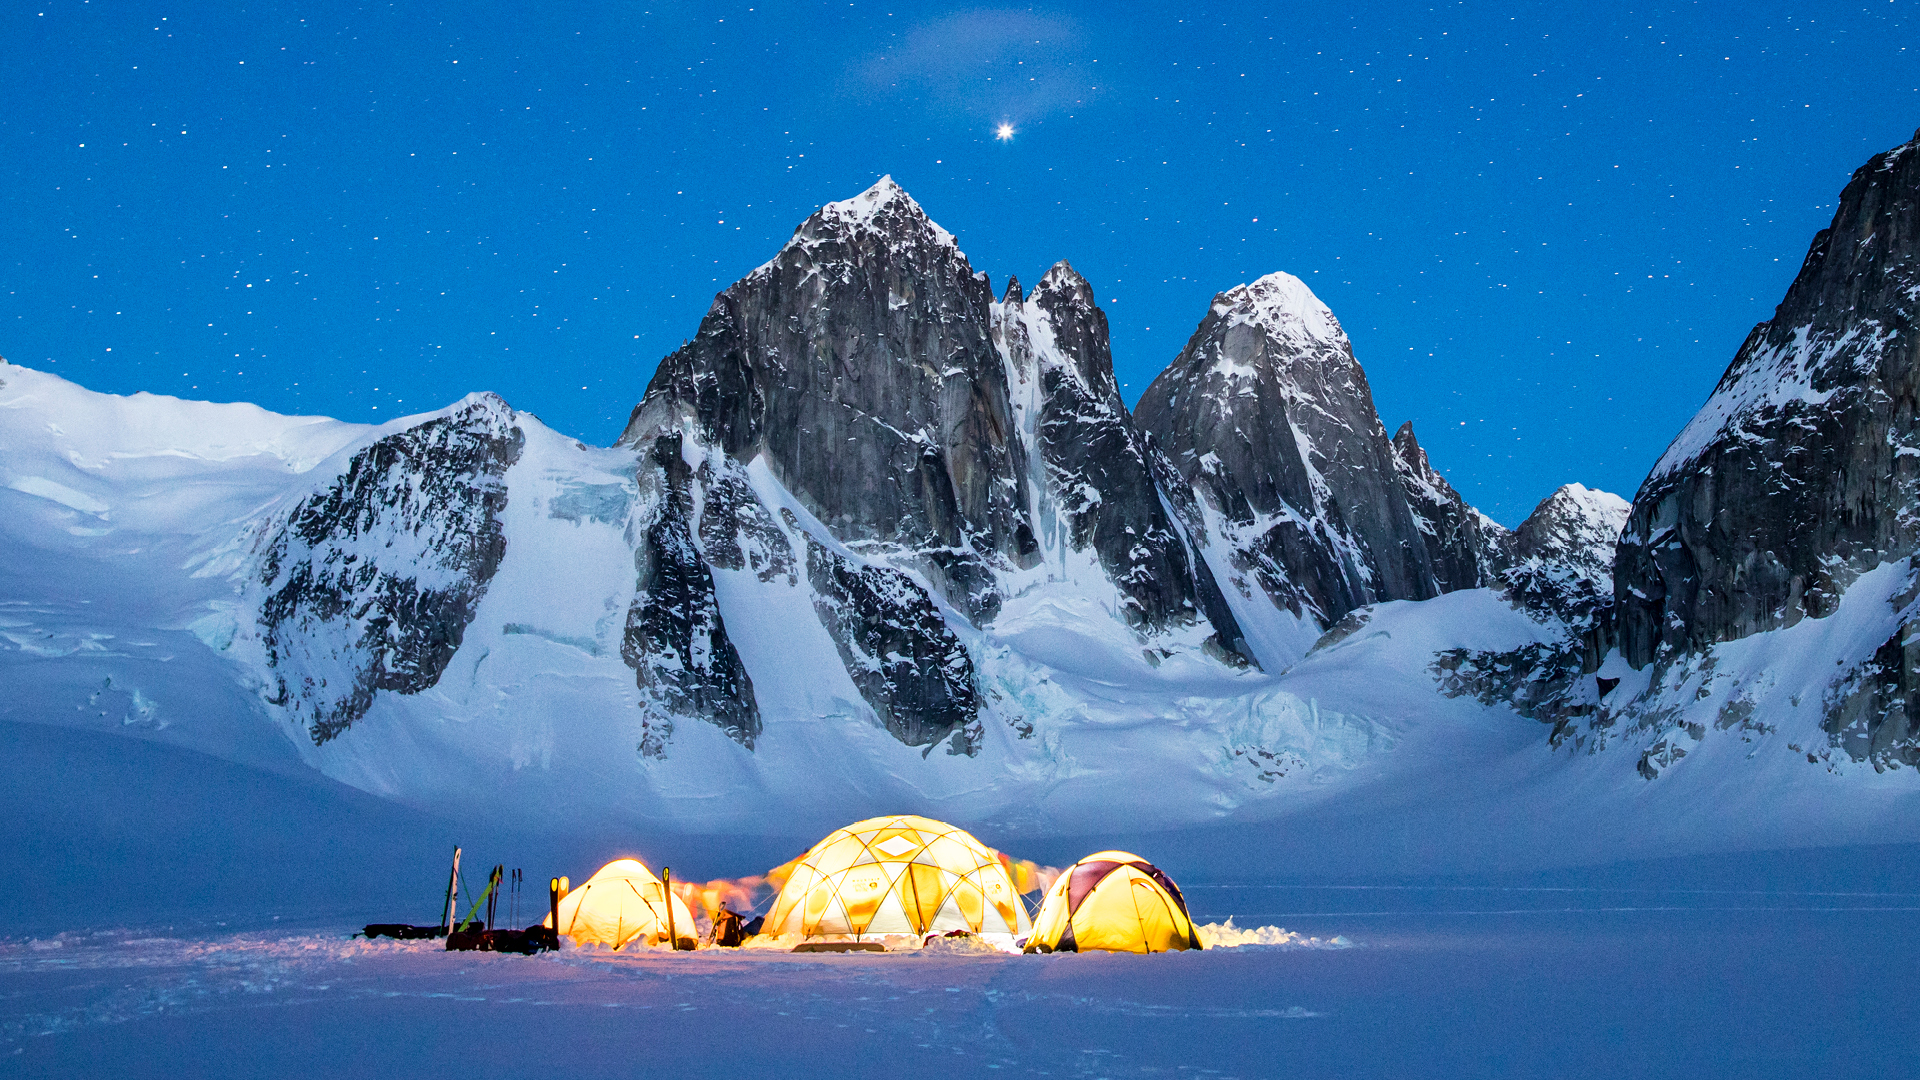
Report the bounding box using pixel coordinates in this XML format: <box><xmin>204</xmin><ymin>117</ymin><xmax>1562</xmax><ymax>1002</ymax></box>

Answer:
<box><xmin>995</xmin><ymin>123</ymin><xmax>1015</xmax><ymax>142</ymax></box>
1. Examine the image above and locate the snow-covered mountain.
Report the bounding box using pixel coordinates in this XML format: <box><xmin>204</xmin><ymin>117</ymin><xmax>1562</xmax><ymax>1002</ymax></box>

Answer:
<box><xmin>613</xmin><ymin>179</ymin><xmax>1250</xmax><ymax>763</ymax></box>
<box><xmin>252</xmin><ymin>395</ymin><xmax>525</xmax><ymax>744</ymax></box>
<box><xmin>1430</xmin><ymin>483</ymin><xmax>1631</xmax><ymax>736</ymax></box>
<box><xmin>1587</xmin><ymin>128</ymin><xmax>1920</xmax><ymax>777</ymax></box>
<box><xmin>1135</xmin><ymin>271</ymin><xmax>1507</xmax><ymax>668</ymax></box>
<box><xmin>4</xmin><ymin>158</ymin><xmax>1918</xmax><ymax>864</ymax></box>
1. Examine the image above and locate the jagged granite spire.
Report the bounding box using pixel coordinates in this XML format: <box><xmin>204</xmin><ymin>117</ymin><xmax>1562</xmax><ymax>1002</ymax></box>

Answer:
<box><xmin>622</xmin><ymin>175</ymin><xmax>1033</xmax><ymax>622</ymax></box>
<box><xmin>993</xmin><ymin>261</ymin><xmax>1251</xmax><ymax>660</ymax></box>
<box><xmin>1617</xmin><ymin>129</ymin><xmax>1920</xmax><ymax>661</ymax></box>
<box><xmin>1391</xmin><ymin>421</ymin><xmax>1513</xmax><ymax>591</ymax></box>
<box><xmin>1613</xmin><ymin>126</ymin><xmax>1920</xmax><ymax>765</ymax></box>
<box><xmin>1136</xmin><ymin>272</ymin><xmax>1461</xmax><ymax>659</ymax></box>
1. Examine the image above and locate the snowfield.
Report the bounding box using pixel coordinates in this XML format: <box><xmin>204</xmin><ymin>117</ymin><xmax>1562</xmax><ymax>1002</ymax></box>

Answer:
<box><xmin>7</xmin><ymin>862</ymin><xmax>1920</xmax><ymax>1079</ymax></box>
<box><xmin>7</xmin><ymin>361</ymin><xmax>1920</xmax><ymax>1075</ymax></box>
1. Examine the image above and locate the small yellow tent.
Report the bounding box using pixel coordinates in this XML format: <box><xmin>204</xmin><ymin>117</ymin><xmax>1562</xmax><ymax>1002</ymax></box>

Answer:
<box><xmin>1025</xmin><ymin>850</ymin><xmax>1202</xmax><ymax>954</ymax></box>
<box><xmin>545</xmin><ymin>859</ymin><xmax>698</xmax><ymax>950</ymax></box>
<box><xmin>763</xmin><ymin>815</ymin><xmax>1031</xmax><ymax>943</ymax></box>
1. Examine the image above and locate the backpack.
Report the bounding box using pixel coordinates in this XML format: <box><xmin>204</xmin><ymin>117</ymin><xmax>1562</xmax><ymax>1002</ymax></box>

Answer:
<box><xmin>707</xmin><ymin>906</ymin><xmax>749</xmax><ymax>947</ymax></box>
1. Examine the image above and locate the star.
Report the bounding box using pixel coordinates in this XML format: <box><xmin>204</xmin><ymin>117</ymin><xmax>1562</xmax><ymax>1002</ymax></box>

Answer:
<box><xmin>995</xmin><ymin>123</ymin><xmax>1015</xmax><ymax>142</ymax></box>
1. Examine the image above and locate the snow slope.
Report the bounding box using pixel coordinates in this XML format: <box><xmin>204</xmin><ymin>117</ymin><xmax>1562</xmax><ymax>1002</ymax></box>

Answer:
<box><xmin>5</xmin><ymin>358</ymin><xmax>1918</xmax><ymax>885</ymax></box>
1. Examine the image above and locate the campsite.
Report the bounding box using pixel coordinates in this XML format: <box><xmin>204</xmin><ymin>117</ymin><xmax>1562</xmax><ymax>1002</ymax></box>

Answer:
<box><xmin>2</xmin><ymin>720</ymin><xmax>1917</xmax><ymax>1076</ymax></box>
<box><xmin>7</xmin><ymin>2</ymin><xmax>1920</xmax><ymax>1076</ymax></box>
<box><xmin>7</xmin><ymin>838</ymin><xmax>1915</xmax><ymax>1078</ymax></box>
<box><xmin>378</xmin><ymin>816</ymin><xmax>1206</xmax><ymax>957</ymax></box>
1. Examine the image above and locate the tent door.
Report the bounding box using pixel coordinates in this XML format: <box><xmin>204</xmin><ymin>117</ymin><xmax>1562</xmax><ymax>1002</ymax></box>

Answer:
<box><xmin>1131</xmin><ymin>879</ymin><xmax>1178</xmax><ymax>953</ymax></box>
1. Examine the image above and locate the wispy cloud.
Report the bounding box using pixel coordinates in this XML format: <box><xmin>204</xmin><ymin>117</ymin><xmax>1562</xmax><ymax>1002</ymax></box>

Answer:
<box><xmin>851</xmin><ymin>10</ymin><xmax>1102</xmax><ymax>127</ymax></box>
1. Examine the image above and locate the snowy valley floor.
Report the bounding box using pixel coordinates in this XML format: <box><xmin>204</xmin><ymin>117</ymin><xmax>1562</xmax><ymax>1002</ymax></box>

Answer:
<box><xmin>7</xmin><ymin>719</ymin><xmax>1920</xmax><ymax>1075</ymax></box>
<box><xmin>6</xmin><ymin>868</ymin><xmax>1920</xmax><ymax>1079</ymax></box>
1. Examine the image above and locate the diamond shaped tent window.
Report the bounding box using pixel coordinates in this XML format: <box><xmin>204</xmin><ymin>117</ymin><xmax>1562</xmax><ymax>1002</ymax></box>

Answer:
<box><xmin>874</xmin><ymin>835</ymin><xmax>920</xmax><ymax>859</ymax></box>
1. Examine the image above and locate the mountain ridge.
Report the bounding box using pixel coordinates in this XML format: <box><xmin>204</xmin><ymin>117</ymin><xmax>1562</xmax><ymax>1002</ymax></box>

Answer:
<box><xmin>5</xmin><ymin>141</ymin><xmax>1916</xmax><ymax>857</ymax></box>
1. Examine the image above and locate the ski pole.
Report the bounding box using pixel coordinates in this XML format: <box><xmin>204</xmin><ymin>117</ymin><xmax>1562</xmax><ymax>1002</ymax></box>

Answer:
<box><xmin>486</xmin><ymin>865</ymin><xmax>503</xmax><ymax>931</ymax></box>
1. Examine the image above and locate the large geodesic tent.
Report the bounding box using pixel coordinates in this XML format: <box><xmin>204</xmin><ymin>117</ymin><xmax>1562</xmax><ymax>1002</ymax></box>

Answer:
<box><xmin>1025</xmin><ymin>850</ymin><xmax>1202</xmax><ymax>954</ymax></box>
<box><xmin>763</xmin><ymin>815</ymin><xmax>1032</xmax><ymax>942</ymax></box>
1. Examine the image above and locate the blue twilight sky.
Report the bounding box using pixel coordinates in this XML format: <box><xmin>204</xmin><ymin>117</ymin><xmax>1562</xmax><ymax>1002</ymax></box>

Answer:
<box><xmin>2</xmin><ymin>1</ymin><xmax>1914</xmax><ymax>523</ymax></box>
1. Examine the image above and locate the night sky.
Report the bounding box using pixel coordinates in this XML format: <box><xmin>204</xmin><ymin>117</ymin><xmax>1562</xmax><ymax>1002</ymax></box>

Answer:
<box><xmin>3</xmin><ymin>1</ymin><xmax>1913</xmax><ymax>523</ymax></box>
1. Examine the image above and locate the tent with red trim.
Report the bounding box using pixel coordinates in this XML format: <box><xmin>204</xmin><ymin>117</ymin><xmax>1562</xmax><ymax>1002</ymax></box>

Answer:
<box><xmin>1023</xmin><ymin>850</ymin><xmax>1202</xmax><ymax>954</ymax></box>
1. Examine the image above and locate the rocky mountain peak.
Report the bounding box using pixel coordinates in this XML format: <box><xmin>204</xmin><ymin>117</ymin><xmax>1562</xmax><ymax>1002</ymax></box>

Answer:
<box><xmin>1617</xmin><ymin>126</ymin><xmax>1920</xmax><ymax>666</ymax></box>
<box><xmin>990</xmin><ymin>254</ymin><xmax>1243</xmax><ymax>652</ymax></box>
<box><xmin>254</xmin><ymin>395</ymin><xmax>525</xmax><ymax>743</ymax></box>
<box><xmin>1137</xmin><ymin>268</ymin><xmax>1457</xmax><ymax>660</ymax></box>
<box><xmin>1515</xmin><ymin>484</ymin><xmax>1628</xmax><ymax>580</ymax></box>
<box><xmin>1610</xmin><ymin>125</ymin><xmax>1920</xmax><ymax>769</ymax></box>
<box><xmin>1390</xmin><ymin>422</ymin><xmax>1459</xmax><ymax>505</ymax></box>
<box><xmin>1036</xmin><ymin>259</ymin><xmax>1090</xmax><ymax>295</ymax></box>
<box><xmin>768</xmin><ymin>175</ymin><xmax>960</xmax><ymax>274</ymax></box>
<box><xmin>1391</xmin><ymin>421</ymin><xmax>1512</xmax><ymax>591</ymax></box>
<box><xmin>622</xmin><ymin>174</ymin><xmax>1029</xmax><ymax>615</ymax></box>
<box><xmin>824</xmin><ymin>174</ymin><xmax>927</xmax><ymax>228</ymax></box>
<box><xmin>999</xmin><ymin>261</ymin><xmax>1093</xmax><ymax>308</ymax></box>
<box><xmin>1427</xmin><ymin>481</ymin><xmax>1626</xmax><ymax>737</ymax></box>
<box><xmin>1209</xmin><ymin>271</ymin><xmax>1347</xmax><ymax>354</ymax></box>
<box><xmin>1023</xmin><ymin>261</ymin><xmax>1112</xmax><ymax>393</ymax></box>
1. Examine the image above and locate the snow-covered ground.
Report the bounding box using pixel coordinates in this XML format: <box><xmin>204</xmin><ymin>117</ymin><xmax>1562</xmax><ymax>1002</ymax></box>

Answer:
<box><xmin>7</xmin><ymin>850</ymin><xmax>1919</xmax><ymax>1078</ymax></box>
<box><xmin>8</xmin><ymin>362</ymin><xmax>1920</xmax><ymax>1073</ymax></box>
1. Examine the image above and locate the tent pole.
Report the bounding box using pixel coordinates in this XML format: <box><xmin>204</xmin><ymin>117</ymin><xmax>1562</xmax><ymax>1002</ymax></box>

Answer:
<box><xmin>441</xmin><ymin>847</ymin><xmax>462</xmax><ymax>935</ymax></box>
<box><xmin>663</xmin><ymin>867</ymin><xmax>677</xmax><ymax>949</ymax></box>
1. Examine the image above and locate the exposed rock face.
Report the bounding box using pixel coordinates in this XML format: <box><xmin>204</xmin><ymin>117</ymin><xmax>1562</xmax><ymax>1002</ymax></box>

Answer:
<box><xmin>624</xmin><ymin>435</ymin><xmax>760</xmax><ymax>755</ymax></box>
<box><xmin>1617</xmin><ymin>130</ymin><xmax>1920</xmax><ymax>663</ymax></box>
<box><xmin>1431</xmin><ymin>483</ymin><xmax>1632</xmax><ymax>738</ymax></box>
<box><xmin>695</xmin><ymin>459</ymin><xmax>796</xmax><ymax>584</ymax></box>
<box><xmin>616</xmin><ymin>178</ymin><xmax>1253</xmax><ymax>754</ymax></box>
<box><xmin>804</xmin><ymin>535</ymin><xmax>980</xmax><ymax>754</ymax></box>
<box><xmin>1821</xmin><ymin>561</ymin><xmax>1920</xmax><ymax>766</ymax></box>
<box><xmin>1612</xmin><ymin>129</ymin><xmax>1920</xmax><ymax>767</ymax></box>
<box><xmin>1138</xmin><ymin>272</ymin><xmax>1488</xmax><ymax>654</ymax></box>
<box><xmin>256</xmin><ymin>396</ymin><xmax>523</xmax><ymax>744</ymax></box>
<box><xmin>1508</xmin><ymin>483</ymin><xmax>1632</xmax><ymax>626</ymax></box>
<box><xmin>1392</xmin><ymin>421</ymin><xmax>1513</xmax><ymax>591</ymax></box>
<box><xmin>622</xmin><ymin>176</ymin><xmax>1033</xmax><ymax>624</ymax></box>
<box><xmin>1142</xmin><ymin>432</ymin><xmax>1259</xmax><ymax>667</ymax></box>
<box><xmin>992</xmin><ymin>264</ymin><xmax>1249</xmax><ymax>658</ymax></box>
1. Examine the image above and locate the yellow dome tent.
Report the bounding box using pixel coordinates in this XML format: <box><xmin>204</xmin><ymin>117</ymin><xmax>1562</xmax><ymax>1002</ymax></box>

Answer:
<box><xmin>1025</xmin><ymin>850</ymin><xmax>1203</xmax><ymax>954</ymax></box>
<box><xmin>545</xmin><ymin>859</ymin><xmax>698</xmax><ymax>950</ymax></box>
<box><xmin>762</xmin><ymin>815</ymin><xmax>1031</xmax><ymax>945</ymax></box>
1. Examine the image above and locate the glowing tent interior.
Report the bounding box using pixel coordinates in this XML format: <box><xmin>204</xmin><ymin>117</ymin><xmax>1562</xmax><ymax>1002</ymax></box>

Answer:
<box><xmin>762</xmin><ymin>815</ymin><xmax>1032</xmax><ymax>944</ymax></box>
<box><xmin>544</xmin><ymin>859</ymin><xmax>699</xmax><ymax>950</ymax></box>
<box><xmin>1025</xmin><ymin>850</ymin><xmax>1203</xmax><ymax>954</ymax></box>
